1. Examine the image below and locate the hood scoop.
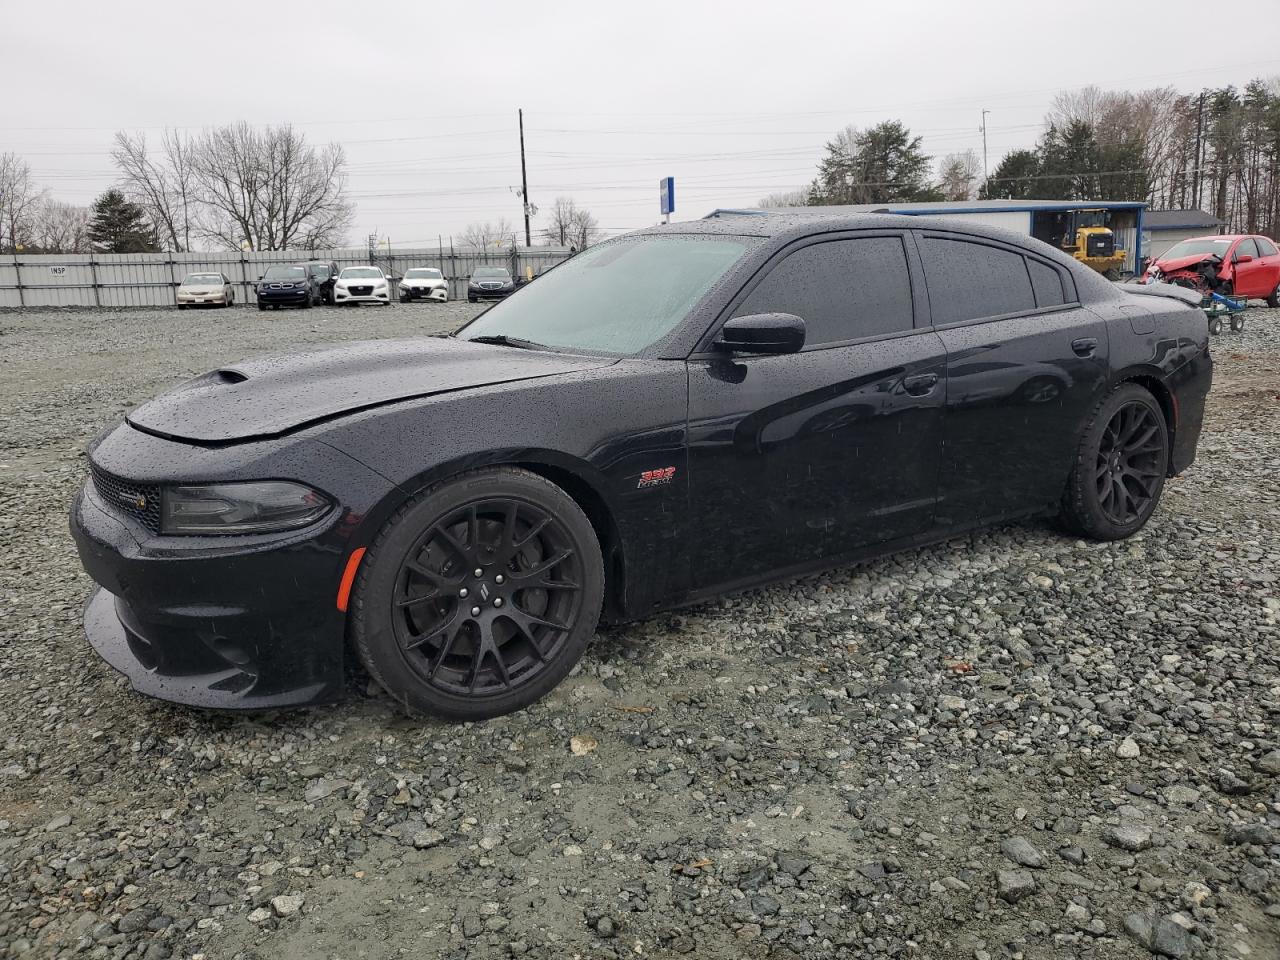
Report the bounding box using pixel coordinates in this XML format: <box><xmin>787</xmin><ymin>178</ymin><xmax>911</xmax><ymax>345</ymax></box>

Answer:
<box><xmin>127</xmin><ymin>337</ymin><xmax>614</xmax><ymax>444</ymax></box>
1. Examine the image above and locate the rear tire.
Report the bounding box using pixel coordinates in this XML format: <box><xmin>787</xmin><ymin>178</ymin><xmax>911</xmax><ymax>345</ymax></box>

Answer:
<box><xmin>1209</xmin><ymin>316</ymin><xmax>1223</xmax><ymax>335</ymax></box>
<box><xmin>1057</xmin><ymin>383</ymin><xmax>1169</xmax><ymax>542</ymax></box>
<box><xmin>351</xmin><ymin>467</ymin><xmax>604</xmax><ymax>720</ymax></box>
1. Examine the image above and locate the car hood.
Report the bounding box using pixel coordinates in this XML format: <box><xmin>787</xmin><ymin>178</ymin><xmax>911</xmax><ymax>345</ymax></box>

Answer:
<box><xmin>1153</xmin><ymin>253</ymin><xmax>1223</xmax><ymax>272</ymax></box>
<box><xmin>126</xmin><ymin>337</ymin><xmax>616</xmax><ymax>444</ymax></box>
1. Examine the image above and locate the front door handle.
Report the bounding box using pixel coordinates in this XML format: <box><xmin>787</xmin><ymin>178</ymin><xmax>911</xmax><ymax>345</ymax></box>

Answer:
<box><xmin>902</xmin><ymin>372</ymin><xmax>939</xmax><ymax>396</ymax></box>
<box><xmin>1071</xmin><ymin>337</ymin><xmax>1098</xmax><ymax>358</ymax></box>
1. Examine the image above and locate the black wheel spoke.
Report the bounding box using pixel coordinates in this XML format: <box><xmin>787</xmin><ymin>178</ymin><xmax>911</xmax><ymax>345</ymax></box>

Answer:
<box><xmin>510</xmin><ymin>548</ymin><xmax>574</xmax><ymax>582</ymax></box>
<box><xmin>406</xmin><ymin>560</ymin><xmax>456</xmax><ymax>589</ymax></box>
<box><xmin>404</xmin><ymin>608</ymin><xmax>461</xmax><ymax>652</ymax></box>
<box><xmin>396</xmin><ymin>589</ymin><xmax>440</xmax><ymax>609</ymax></box>
<box><xmin>433</xmin><ymin>525</ymin><xmax>472</xmax><ymax>565</ymax></box>
<box><xmin>1094</xmin><ymin>399</ymin><xmax>1167</xmax><ymax>525</ymax></box>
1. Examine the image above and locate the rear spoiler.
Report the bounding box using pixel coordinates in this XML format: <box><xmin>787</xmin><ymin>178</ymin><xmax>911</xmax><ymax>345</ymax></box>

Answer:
<box><xmin>1119</xmin><ymin>282</ymin><xmax>1202</xmax><ymax>307</ymax></box>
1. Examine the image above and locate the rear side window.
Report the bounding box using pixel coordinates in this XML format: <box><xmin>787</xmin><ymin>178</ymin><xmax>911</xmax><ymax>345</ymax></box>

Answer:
<box><xmin>921</xmin><ymin>237</ymin><xmax>1036</xmax><ymax>324</ymax></box>
<box><xmin>1236</xmin><ymin>238</ymin><xmax>1260</xmax><ymax>259</ymax></box>
<box><xmin>1027</xmin><ymin>259</ymin><xmax>1066</xmax><ymax>307</ymax></box>
<box><xmin>1256</xmin><ymin>237</ymin><xmax>1278</xmax><ymax>257</ymax></box>
<box><xmin>734</xmin><ymin>236</ymin><xmax>914</xmax><ymax>346</ymax></box>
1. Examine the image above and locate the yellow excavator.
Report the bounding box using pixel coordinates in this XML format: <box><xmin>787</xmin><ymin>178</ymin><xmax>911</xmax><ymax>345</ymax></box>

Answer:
<box><xmin>1058</xmin><ymin>209</ymin><xmax>1126</xmax><ymax>278</ymax></box>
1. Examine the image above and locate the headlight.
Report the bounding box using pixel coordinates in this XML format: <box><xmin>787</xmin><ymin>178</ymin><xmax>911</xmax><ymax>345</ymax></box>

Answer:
<box><xmin>160</xmin><ymin>481</ymin><xmax>332</xmax><ymax>535</ymax></box>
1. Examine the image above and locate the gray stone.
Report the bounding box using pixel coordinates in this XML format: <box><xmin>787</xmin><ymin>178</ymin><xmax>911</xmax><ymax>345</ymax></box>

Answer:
<box><xmin>1103</xmin><ymin>822</ymin><xmax>1152</xmax><ymax>852</ymax></box>
<box><xmin>997</xmin><ymin>869</ymin><xmax>1036</xmax><ymax>903</ymax></box>
<box><xmin>999</xmin><ymin>836</ymin><xmax>1044</xmax><ymax>869</ymax></box>
<box><xmin>270</xmin><ymin>894</ymin><xmax>304</xmax><ymax>918</ymax></box>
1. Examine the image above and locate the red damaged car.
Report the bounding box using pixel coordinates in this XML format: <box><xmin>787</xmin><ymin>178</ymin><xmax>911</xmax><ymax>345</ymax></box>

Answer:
<box><xmin>1143</xmin><ymin>234</ymin><xmax>1280</xmax><ymax>306</ymax></box>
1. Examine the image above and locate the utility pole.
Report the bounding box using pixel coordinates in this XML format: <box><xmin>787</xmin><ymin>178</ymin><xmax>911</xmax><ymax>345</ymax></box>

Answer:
<box><xmin>980</xmin><ymin>109</ymin><xmax>991</xmax><ymax>189</ymax></box>
<box><xmin>518</xmin><ymin>109</ymin><xmax>531</xmax><ymax>248</ymax></box>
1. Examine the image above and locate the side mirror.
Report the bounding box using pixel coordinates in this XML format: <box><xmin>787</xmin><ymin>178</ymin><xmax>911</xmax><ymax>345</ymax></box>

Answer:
<box><xmin>1235</xmin><ymin>254</ymin><xmax>1253</xmax><ymax>264</ymax></box>
<box><xmin>715</xmin><ymin>313</ymin><xmax>805</xmax><ymax>354</ymax></box>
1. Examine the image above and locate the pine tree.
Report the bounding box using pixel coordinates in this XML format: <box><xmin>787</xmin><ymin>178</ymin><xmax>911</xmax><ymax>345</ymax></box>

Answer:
<box><xmin>980</xmin><ymin>149</ymin><xmax>1042</xmax><ymax>200</ymax></box>
<box><xmin>86</xmin><ymin>189</ymin><xmax>157</xmax><ymax>253</ymax></box>
<box><xmin>808</xmin><ymin>121</ymin><xmax>940</xmax><ymax>205</ymax></box>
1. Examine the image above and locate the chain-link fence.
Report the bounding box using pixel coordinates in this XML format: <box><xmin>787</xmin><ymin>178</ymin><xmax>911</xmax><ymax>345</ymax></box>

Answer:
<box><xmin>0</xmin><ymin>246</ymin><xmax>574</xmax><ymax>308</ymax></box>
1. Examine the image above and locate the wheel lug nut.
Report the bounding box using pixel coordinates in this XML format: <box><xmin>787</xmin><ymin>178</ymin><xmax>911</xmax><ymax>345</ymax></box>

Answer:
<box><xmin>494</xmin><ymin>574</ymin><xmax>505</xmax><ymax>585</ymax></box>
<box><xmin>473</xmin><ymin>568</ymin><xmax>483</xmax><ymax>577</ymax></box>
<box><xmin>470</xmin><ymin>606</ymin><xmax>481</xmax><ymax>617</ymax></box>
<box><xmin>459</xmin><ymin>587</ymin><xmax>469</xmax><ymax>598</ymax></box>
<box><xmin>493</xmin><ymin>598</ymin><xmax>504</xmax><ymax>608</ymax></box>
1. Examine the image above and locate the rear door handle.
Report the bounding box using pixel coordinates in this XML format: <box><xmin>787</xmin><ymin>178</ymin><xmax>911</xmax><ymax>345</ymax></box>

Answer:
<box><xmin>902</xmin><ymin>372</ymin><xmax>939</xmax><ymax>396</ymax></box>
<box><xmin>1071</xmin><ymin>337</ymin><xmax>1098</xmax><ymax>358</ymax></box>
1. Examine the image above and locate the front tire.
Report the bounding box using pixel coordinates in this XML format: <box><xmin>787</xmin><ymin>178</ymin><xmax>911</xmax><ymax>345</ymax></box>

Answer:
<box><xmin>1058</xmin><ymin>383</ymin><xmax>1169</xmax><ymax>541</ymax></box>
<box><xmin>1267</xmin><ymin>282</ymin><xmax>1279</xmax><ymax>308</ymax></box>
<box><xmin>351</xmin><ymin>467</ymin><xmax>604</xmax><ymax>720</ymax></box>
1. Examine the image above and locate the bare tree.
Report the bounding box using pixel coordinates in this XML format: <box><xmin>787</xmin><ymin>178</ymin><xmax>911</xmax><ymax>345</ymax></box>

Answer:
<box><xmin>937</xmin><ymin>150</ymin><xmax>981</xmax><ymax>200</ymax></box>
<box><xmin>461</xmin><ymin>218</ymin><xmax>516</xmax><ymax>250</ymax></box>
<box><xmin>757</xmin><ymin>189</ymin><xmax>810</xmax><ymax>208</ymax></box>
<box><xmin>189</xmin><ymin>123</ymin><xmax>352</xmax><ymax>250</ymax></box>
<box><xmin>112</xmin><ymin>130</ymin><xmax>197</xmax><ymax>251</ymax></box>
<box><xmin>33</xmin><ymin>200</ymin><xmax>91</xmax><ymax>253</ymax></box>
<box><xmin>541</xmin><ymin>197</ymin><xmax>599</xmax><ymax>248</ymax></box>
<box><xmin>0</xmin><ymin>152</ymin><xmax>44</xmax><ymax>253</ymax></box>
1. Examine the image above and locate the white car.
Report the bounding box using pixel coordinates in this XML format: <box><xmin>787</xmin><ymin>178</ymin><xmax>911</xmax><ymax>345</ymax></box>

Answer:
<box><xmin>333</xmin><ymin>266</ymin><xmax>391</xmax><ymax>306</ymax></box>
<box><xmin>398</xmin><ymin>267</ymin><xmax>448</xmax><ymax>303</ymax></box>
<box><xmin>177</xmin><ymin>272</ymin><xmax>234</xmax><ymax>308</ymax></box>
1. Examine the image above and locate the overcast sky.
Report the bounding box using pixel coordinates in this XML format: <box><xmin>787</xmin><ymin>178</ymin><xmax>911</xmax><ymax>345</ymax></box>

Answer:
<box><xmin>5</xmin><ymin>0</ymin><xmax>1279</xmax><ymax>250</ymax></box>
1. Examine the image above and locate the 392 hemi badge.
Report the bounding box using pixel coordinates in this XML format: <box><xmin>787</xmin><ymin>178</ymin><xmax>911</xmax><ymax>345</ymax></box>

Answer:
<box><xmin>637</xmin><ymin>466</ymin><xmax>676</xmax><ymax>489</ymax></box>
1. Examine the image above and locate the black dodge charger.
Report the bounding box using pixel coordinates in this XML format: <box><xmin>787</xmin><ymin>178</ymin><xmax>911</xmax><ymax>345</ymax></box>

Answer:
<box><xmin>71</xmin><ymin>215</ymin><xmax>1212</xmax><ymax>720</ymax></box>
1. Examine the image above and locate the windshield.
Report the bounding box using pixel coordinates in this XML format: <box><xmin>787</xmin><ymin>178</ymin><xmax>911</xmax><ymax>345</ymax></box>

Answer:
<box><xmin>263</xmin><ymin>266</ymin><xmax>305</xmax><ymax>280</ymax></box>
<box><xmin>1161</xmin><ymin>238</ymin><xmax>1233</xmax><ymax>259</ymax></box>
<box><xmin>472</xmin><ymin>267</ymin><xmax>511</xmax><ymax>279</ymax></box>
<box><xmin>406</xmin><ymin>268</ymin><xmax>442</xmax><ymax>279</ymax></box>
<box><xmin>340</xmin><ymin>267</ymin><xmax>383</xmax><ymax>279</ymax></box>
<box><xmin>457</xmin><ymin>235</ymin><xmax>752</xmax><ymax>355</ymax></box>
<box><xmin>182</xmin><ymin>274</ymin><xmax>223</xmax><ymax>285</ymax></box>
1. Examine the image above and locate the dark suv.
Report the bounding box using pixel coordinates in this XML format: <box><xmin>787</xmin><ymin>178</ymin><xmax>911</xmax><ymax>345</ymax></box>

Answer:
<box><xmin>256</xmin><ymin>265</ymin><xmax>318</xmax><ymax>310</ymax></box>
<box><xmin>295</xmin><ymin>260</ymin><xmax>340</xmax><ymax>304</ymax></box>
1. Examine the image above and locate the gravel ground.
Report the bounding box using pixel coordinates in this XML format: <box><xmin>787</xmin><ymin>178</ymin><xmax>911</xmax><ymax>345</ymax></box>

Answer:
<box><xmin>0</xmin><ymin>302</ymin><xmax>1277</xmax><ymax>960</ymax></box>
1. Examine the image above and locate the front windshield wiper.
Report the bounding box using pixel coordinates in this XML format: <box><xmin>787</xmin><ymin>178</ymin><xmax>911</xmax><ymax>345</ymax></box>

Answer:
<box><xmin>466</xmin><ymin>334</ymin><xmax>546</xmax><ymax>351</ymax></box>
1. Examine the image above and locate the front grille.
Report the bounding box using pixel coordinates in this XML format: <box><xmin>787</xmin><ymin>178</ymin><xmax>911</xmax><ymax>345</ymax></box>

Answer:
<box><xmin>91</xmin><ymin>464</ymin><xmax>162</xmax><ymax>533</ymax></box>
<box><xmin>479</xmin><ymin>282</ymin><xmax>502</xmax><ymax>290</ymax></box>
<box><xmin>1087</xmin><ymin>234</ymin><xmax>1115</xmax><ymax>257</ymax></box>
<box><xmin>349</xmin><ymin>285</ymin><xmax>373</xmax><ymax>295</ymax></box>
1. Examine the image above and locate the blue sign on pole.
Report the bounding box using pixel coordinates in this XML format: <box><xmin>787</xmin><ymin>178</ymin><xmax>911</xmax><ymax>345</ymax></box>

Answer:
<box><xmin>659</xmin><ymin>176</ymin><xmax>675</xmax><ymax>217</ymax></box>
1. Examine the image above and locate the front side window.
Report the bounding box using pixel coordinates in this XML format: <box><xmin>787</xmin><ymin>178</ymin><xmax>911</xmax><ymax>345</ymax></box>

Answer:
<box><xmin>1235</xmin><ymin>238</ymin><xmax>1260</xmax><ymax>260</ymax></box>
<box><xmin>1256</xmin><ymin>237</ymin><xmax>1278</xmax><ymax>257</ymax></box>
<box><xmin>458</xmin><ymin>235</ymin><xmax>752</xmax><ymax>355</ymax></box>
<box><xmin>920</xmin><ymin>237</ymin><xmax>1036</xmax><ymax>324</ymax></box>
<box><xmin>733</xmin><ymin>236</ymin><xmax>915</xmax><ymax>345</ymax></box>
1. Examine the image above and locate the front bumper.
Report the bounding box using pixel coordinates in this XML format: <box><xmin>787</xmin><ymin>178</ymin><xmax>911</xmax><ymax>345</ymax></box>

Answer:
<box><xmin>335</xmin><ymin>287</ymin><xmax>391</xmax><ymax>304</ymax></box>
<box><xmin>257</xmin><ymin>289</ymin><xmax>310</xmax><ymax>306</ymax></box>
<box><xmin>400</xmin><ymin>285</ymin><xmax>447</xmax><ymax>302</ymax></box>
<box><xmin>178</xmin><ymin>292</ymin><xmax>228</xmax><ymax>305</ymax></box>
<box><xmin>69</xmin><ymin>424</ymin><xmax>399</xmax><ymax>710</ymax></box>
<box><xmin>468</xmin><ymin>287</ymin><xmax>513</xmax><ymax>301</ymax></box>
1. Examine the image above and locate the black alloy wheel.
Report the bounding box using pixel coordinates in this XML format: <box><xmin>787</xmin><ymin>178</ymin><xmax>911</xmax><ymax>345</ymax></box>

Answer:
<box><xmin>1094</xmin><ymin>401</ymin><xmax>1166</xmax><ymax>525</ymax></box>
<box><xmin>1059</xmin><ymin>383</ymin><xmax>1168</xmax><ymax>541</ymax></box>
<box><xmin>352</xmin><ymin>468</ymin><xmax>604</xmax><ymax>719</ymax></box>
